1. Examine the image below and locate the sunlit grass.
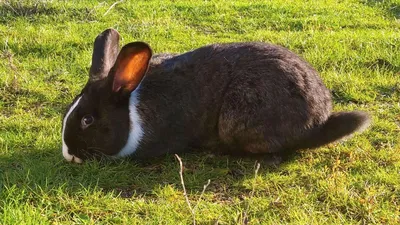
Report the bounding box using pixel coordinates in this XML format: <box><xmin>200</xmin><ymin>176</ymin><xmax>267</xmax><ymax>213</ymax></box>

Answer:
<box><xmin>0</xmin><ymin>0</ymin><xmax>399</xmax><ymax>224</ymax></box>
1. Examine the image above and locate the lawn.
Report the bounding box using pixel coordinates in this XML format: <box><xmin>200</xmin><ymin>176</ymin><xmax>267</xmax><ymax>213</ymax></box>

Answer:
<box><xmin>0</xmin><ymin>0</ymin><xmax>399</xmax><ymax>224</ymax></box>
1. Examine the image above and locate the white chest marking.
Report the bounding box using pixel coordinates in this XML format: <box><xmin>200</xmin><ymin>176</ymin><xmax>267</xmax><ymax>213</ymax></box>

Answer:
<box><xmin>62</xmin><ymin>96</ymin><xmax>83</xmax><ymax>163</ymax></box>
<box><xmin>117</xmin><ymin>89</ymin><xmax>144</xmax><ymax>157</ymax></box>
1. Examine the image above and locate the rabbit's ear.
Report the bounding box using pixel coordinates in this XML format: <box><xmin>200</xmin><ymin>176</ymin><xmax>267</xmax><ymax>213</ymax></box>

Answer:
<box><xmin>111</xmin><ymin>42</ymin><xmax>152</xmax><ymax>93</ymax></box>
<box><xmin>89</xmin><ymin>29</ymin><xmax>120</xmax><ymax>82</ymax></box>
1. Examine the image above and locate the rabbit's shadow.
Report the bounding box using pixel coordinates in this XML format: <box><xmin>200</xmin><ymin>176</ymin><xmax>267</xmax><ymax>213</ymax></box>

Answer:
<box><xmin>0</xmin><ymin>148</ymin><xmax>289</xmax><ymax>201</ymax></box>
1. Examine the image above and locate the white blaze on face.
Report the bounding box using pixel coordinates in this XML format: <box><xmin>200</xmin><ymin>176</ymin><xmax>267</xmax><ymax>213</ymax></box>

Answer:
<box><xmin>62</xmin><ymin>95</ymin><xmax>84</xmax><ymax>163</ymax></box>
<box><xmin>117</xmin><ymin>89</ymin><xmax>144</xmax><ymax>157</ymax></box>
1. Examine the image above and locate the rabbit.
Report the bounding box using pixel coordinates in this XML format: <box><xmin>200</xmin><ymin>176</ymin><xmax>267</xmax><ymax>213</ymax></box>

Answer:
<box><xmin>61</xmin><ymin>28</ymin><xmax>370</xmax><ymax>163</ymax></box>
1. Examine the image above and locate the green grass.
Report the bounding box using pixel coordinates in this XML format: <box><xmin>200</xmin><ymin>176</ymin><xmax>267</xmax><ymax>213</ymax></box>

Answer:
<box><xmin>0</xmin><ymin>0</ymin><xmax>399</xmax><ymax>224</ymax></box>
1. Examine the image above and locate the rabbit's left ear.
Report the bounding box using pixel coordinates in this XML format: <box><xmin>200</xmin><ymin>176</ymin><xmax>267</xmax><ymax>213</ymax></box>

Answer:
<box><xmin>89</xmin><ymin>29</ymin><xmax>120</xmax><ymax>82</ymax></box>
<box><xmin>111</xmin><ymin>42</ymin><xmax>152</xmax><ymax>93</ymax></box>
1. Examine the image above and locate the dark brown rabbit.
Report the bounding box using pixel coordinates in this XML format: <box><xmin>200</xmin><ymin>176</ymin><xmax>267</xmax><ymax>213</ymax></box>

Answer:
<box><xmin>61</xmin><ymin>28</ymin><xmax>370</xmax><ymax>163</ymax></box>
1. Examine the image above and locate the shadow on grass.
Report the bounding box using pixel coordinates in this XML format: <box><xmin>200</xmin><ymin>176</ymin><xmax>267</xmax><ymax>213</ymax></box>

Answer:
<box><xmin>361</xmin><ymin>0</ymin><xmax>400</xmax><ymax>19</ymax></box>
<box><xmin>0</xmin><ymin>2</ymin><xmax>98</xmax><ymax>23</ymax></box>
<box><xmin>331</xmin><ymin>83</ymin><xmax>400</xmax><ymax>104</ymax></box>
<box><xmin>0</xmin><ymin>146</ymin><xmax>288</xmax><ymax>201</ymax></box>
<box><xmin>0</xmin><ymin>84</ymin><xmax>66</xmax><ymax>118</ymax></box>
<box><xmin>2</xmin><ymin>41</ymin><xmax>90</xmax><ymax>59</ymax></box>
<box><xmin>0</xmin><ymin>2</ymin><xmax>58</xmax><ymax>18</ymax></box>
<box><xmin>365</xmin><ymin>58</ymin><xmax>400</xmax><ymax>72</ymax></box>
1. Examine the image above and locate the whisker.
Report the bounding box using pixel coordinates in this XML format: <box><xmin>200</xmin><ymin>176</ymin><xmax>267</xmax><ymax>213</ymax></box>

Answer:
<box><xmin>87</xmin><ymin>147</ymin><xmax>107</xmax><ymax>155</ymax></box>
<box><xmin>87</xmin><ymin>147</ymin><xmax>113</xmax><ymax>161</ymax></box>
<box><xmin>81</xmin><ymin>149</ymin><xmax>93</xmax><ymax>159</ymax></box>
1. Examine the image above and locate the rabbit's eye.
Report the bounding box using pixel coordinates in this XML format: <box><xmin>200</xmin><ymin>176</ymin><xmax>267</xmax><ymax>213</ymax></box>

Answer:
<box><xmin>81</xmin><ymin>115</ymin><xmax>94</xmax><ymax>129</ymax></box>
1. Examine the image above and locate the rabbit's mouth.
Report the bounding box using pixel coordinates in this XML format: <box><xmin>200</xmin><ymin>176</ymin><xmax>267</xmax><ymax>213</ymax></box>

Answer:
<box><xmin>62</xmin><ymin>146</ymin><xmax>84</xmax><ymax>164</ymax></box>
<box><xmin>71</xmin><ymin>155</ymin><xmax>83</xmax><ymax>164</ymax></box>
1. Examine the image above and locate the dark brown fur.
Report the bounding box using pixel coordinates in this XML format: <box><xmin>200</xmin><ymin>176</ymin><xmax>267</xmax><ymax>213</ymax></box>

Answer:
<box><xmin>63</xmin><ymin>29</ymin><xmax>370</xmax><ymax>160</ymax></box>
<box><xmin>132</xmin><ymin>43</ymin><xmax>369</xmax><ymax>158</ymax></box>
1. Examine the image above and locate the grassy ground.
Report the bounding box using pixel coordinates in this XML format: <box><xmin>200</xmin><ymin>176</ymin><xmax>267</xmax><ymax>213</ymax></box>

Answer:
<box><xmin>0</xmin><ymin>0</ymin><xmax>399</xmax><ymax>224</ymax></box>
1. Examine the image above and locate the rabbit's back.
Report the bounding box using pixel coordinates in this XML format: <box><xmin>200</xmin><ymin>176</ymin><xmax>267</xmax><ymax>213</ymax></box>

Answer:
<box><xmin>137</xmin><ymin>43</ymin><xmax>333</xmax><ymax>156</ymax></box>
<box><xmin>207</xmin><ymin>43</ymin><xmax>332</xmax><ymax>153</ymax></box>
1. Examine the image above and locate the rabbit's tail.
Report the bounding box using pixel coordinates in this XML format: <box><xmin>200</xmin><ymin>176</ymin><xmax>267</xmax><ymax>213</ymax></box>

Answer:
<box><xmin>295</xmin><ymin>111</ymin><xmax>371</xmax><ymax>150</ymax></box>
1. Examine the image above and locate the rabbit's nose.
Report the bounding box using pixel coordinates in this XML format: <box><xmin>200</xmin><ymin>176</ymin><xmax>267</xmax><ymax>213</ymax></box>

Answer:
<box><xmin>72</xmin><ymin>155</ymin><xmax>83</xmax><ymax>163</ymax></box>
<box><xmin>62</xmin><ymin>145</ymin><xmax>83</xmax><ymax>164</ymax></box>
